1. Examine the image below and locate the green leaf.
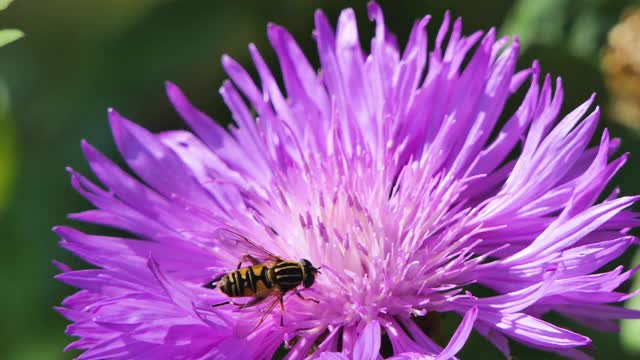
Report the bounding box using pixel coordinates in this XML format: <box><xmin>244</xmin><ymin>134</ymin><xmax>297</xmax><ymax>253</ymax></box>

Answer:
<box><xmin>500</xmin><ymin>0</ymin><xmax>569</xmax><ymax>51</ymax></box>
<box><xmin>0</xmin><ymin>28</ymin><xmax>23</xmax><ymax>47</ymax></box>
<box><xmin>0</xmin><ymin>83</ymin><xmax>16</xmax><ymax>213</ymax></box>
<box><xmin>621</xmin><ymin>248</ymin><xmax>640</xmax><ymax>353</ymax></box>
<box><xmin>0</xmin><ymin>0</ymin><xmax>14</xmax><ymax>11</ymax></box>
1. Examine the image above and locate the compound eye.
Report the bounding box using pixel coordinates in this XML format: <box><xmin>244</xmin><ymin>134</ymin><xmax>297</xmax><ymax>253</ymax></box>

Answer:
<box><xmin>303</xmin><ymin>273</ymin><xmax>315</xmax><ymax>288</ymax></box>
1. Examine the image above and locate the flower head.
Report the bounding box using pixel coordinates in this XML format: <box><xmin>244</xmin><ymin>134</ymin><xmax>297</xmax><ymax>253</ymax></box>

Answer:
<box><xmin>56</xmin><ymin>2</ymin><xmax>640</xmax><ymax>359</ymax></box>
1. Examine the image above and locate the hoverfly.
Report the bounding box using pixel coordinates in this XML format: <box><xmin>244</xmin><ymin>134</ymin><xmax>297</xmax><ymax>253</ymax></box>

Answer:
<box><xmin>205</xmin><ymin>229</ymin><xmax>320</xmax><ymax>334</ymax></box>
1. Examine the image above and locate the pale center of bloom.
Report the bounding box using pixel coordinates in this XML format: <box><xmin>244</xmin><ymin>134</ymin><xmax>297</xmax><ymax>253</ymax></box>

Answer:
<box><xmin>248</xmin><ymin>150</ymin><xmax>472</xmax><ymax>332</ymax></box>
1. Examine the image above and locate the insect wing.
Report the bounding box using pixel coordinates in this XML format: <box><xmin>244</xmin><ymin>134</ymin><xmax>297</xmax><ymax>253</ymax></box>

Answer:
<box><xmin>234</xmin><ymin>294</ymin><xmax>283</xmax><ymax>338</ymax></box>
<box><xmin>214</xmin><ymin>228</ymin><xmax>281</xmax><ymax>262</ymax></box>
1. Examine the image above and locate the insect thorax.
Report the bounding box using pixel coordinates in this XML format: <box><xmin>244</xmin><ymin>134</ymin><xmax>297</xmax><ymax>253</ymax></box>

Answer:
<box><xmin>272</xmin><ymin>261</ymin><xmax>304</xmax><ymax>291</ymax></box>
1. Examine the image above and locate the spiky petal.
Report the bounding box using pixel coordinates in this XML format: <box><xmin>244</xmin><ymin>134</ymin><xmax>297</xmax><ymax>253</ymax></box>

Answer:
<box><xmin>56</xmin><ymin>2</ymin><xmax>640</xmax><ymax>359</ymax></box>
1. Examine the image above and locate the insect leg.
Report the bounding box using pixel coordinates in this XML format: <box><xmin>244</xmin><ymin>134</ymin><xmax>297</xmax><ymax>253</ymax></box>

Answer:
<box><xmin>237</xmin><ymin>254</ymin><xmax>261</xmax><ymax>269</ymax></box>
<box><xmin>295</xmin><ymin>291</ymin><xmax>320</xmax><ymax>303</ymax></box>
<box><xmin>212</xmin><ymin>300</ymin><xmax>245</xmax><ymax>308</ymax></box>
<box><xmin>212</xmin><ymin>301</ymin><xmax>231</xmax><ymax>307</ymax></box>
<box><xmin>279</xmin><ymin>296</ymin><xmax>285</xmax><ymax>326</ymax></box>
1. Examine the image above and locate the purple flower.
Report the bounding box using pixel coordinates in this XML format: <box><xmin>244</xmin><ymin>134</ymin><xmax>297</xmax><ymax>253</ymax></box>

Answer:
<box><xmin>55</xmin><ymin>2</ymin><xmax>640</xmax><ymax>359</ymax></box>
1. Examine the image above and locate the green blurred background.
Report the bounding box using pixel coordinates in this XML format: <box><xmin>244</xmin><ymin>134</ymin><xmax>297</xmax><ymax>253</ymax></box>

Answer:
<box><xmin>1</xmin><ymin>0</ymin><xmax>639</xmax><ymax>359</ymax></box>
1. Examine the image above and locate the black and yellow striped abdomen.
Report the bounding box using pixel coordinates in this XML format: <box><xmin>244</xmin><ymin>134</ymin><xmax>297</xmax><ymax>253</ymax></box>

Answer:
<box><xmin>219</xmin><ymin>264</ymin><xmax>274</xmax><ymax>297</ymax></box>
<box><xmin>218</xmin><ymin>261</ymin><xmax>305</xmax><ymax>297</ymax></box>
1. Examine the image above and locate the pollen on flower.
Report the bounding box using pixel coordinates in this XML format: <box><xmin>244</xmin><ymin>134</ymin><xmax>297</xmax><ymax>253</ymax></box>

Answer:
<box><xmin>55</xmin><ymin>1</ymin><xmax>640</xmax><ymax>359</ymax></box>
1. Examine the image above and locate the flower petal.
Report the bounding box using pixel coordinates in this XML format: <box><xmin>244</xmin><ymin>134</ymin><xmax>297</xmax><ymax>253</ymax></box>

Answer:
<box><xmin>353</xmin><ymin>320</ymin><xmax>382</xmax><ymax>360</ymax></box>
<box><xmin>436</xmin><ymin>307</ymin><xmax>478</xmax><ymax>360</ymax></box>
<box><xmin>479</xmin><ymin>312</ymin><xmax>591</xmax><ymax>348</ymax></box>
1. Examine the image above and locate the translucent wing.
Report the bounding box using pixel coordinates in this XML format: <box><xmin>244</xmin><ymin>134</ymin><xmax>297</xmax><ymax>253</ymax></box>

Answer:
<box><xmin>234</xmin><ymin>294</ymin><xmax>284</xmax><ymax>338</ymax></box>
<box><xmin>214</xmin><ymin>228</ymin><xmax>281</xmax><ymax>263</ymax></box>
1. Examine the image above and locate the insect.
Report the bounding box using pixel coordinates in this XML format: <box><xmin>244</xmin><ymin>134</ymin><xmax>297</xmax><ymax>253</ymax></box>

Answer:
<box><xmin>205</xmin><ymin>229</ymin><xmax>320</xmax><ymax>334</ymax></box>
